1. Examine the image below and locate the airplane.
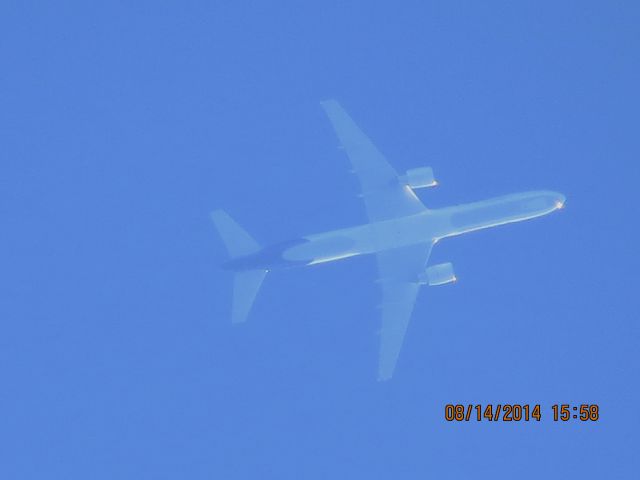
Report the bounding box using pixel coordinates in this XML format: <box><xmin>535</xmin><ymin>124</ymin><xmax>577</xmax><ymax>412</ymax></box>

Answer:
<box><xmin>211</xmin><ymin>99</ymin><xmax>565</xmax><ymax>381</ymax></box>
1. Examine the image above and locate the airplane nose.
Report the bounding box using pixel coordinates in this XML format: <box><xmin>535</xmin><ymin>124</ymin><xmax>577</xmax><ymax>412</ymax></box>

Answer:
<box><xmin>554</xmin><ymin>193</ymin><xmax>566</xmax><ymax>210</ymax></box>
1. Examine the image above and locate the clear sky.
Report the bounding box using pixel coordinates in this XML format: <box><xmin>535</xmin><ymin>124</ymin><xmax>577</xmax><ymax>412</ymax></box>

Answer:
<box><xmin>2</xmin><ymin>1</ymin><xmax>639</xmax><ymax>478</ymax></box>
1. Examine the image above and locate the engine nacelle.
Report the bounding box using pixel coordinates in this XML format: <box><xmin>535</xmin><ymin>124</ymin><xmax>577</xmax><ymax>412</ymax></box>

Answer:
<box><xmin>400</xmin><ymin>167</ymin><xmax>437</xmax><ymax>189</ymax></box>
<box><xmin>418</xmin><ymin>262</ymin><xmax>456</xmax><ymax>286</ymax></box>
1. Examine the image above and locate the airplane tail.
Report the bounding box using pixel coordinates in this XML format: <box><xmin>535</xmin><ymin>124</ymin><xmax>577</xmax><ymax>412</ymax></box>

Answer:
<box><xmin>210</xmin><ymin>209</ymin><xmax>267</xmax><ymax>324</ymax></box>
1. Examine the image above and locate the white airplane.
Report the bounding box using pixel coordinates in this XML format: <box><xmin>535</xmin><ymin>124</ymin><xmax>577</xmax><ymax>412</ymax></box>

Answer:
<box><xmin>212</xmin><ymin>100</ymin><xmax>565</xmax><ymax>380</ymax></box>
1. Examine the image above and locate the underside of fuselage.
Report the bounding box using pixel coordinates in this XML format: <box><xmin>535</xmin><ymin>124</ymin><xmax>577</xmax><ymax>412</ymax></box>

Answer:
<box><xmin>222</xmin><ymin>190</ymin><xmax>565</xmax><ymax>272</ymax></box>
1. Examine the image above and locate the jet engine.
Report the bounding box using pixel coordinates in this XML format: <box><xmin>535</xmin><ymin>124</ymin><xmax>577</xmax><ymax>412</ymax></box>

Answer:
<box><xmin>418</xmin><ymin>262</ymin><xmax>456</xmax><ymax>286</ymax></box>
<box><xmin>400</xmin><ymin>167</ymin><xmax>437</xmax><ymax>189</ymax></box>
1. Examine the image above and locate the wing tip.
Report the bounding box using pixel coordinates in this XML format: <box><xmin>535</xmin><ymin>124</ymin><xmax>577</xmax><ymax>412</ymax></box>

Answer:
<box><xmin>377</xmin><ymin>361</ymin><xmax>395</xmax><ymax>382</ymax></box>
<box><xmin>320</xmin><ymin>98</ymin><xmax>341</xmax><ymax>111</ymax></box>
<box><xmin>209</xmin><ymin>208</ymin><xmax>226</xmax><ymax>222</ymax></box>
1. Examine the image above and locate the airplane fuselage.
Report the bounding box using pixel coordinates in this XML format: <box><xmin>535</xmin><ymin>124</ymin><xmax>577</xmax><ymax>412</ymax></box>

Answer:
<box><xmin>223</xmin><ymin>190</ymin><xmax>565</xmax><ymax>272</ymax></box>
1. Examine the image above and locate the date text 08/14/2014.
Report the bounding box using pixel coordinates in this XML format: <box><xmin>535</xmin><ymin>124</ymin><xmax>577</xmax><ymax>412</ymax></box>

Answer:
<box><xmin>444</xmin><ymin>404</ymin><xmax>600</xmax><ymax>422</ymax></box>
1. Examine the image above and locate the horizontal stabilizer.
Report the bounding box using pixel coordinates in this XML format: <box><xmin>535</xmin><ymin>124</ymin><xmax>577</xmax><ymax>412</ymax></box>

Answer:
<box><xmin>210</xmin><ymin>209</ymin><xmax>261</xmax><ymax>258</ymax></box>
<box><xmin>232</xmin><ymin>269</ymin><xmax>267</xmax><ymax>324</ymax></box>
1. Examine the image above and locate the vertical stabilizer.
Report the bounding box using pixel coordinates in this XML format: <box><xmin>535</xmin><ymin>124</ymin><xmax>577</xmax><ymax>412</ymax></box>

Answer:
<box><xmin>210</xmin><ymin>209</ymin><xmax>266</xmax><ymax>323</ymax></box>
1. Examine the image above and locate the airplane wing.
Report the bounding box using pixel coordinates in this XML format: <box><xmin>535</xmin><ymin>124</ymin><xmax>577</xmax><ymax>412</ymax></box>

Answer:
<box><xmin>376</xmin><ymin>242</ymin><xmax>434</xmax><ymax>380</ymax></box>
<box><xmin>321</xmin><ymin>100</ymin><xmax>433</xmax><ymax>380</ymax></box>
<box><xmin>321</xmin><ymin>100</ymin><xmax>427</xmax><ymax>222</ymax></box>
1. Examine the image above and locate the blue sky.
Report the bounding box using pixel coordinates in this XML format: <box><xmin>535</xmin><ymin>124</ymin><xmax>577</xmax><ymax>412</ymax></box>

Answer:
<box><xmin>2</xmin><ymin>1</ymin><xmax>639</xmax><ymax>478</ymax></box>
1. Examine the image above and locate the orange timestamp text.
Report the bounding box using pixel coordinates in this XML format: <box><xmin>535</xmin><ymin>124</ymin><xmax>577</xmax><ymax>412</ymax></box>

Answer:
<box><xmin>444</xmin><ymin>404</ymin><xmax>600</xmax><ymax>422</ymax></box>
